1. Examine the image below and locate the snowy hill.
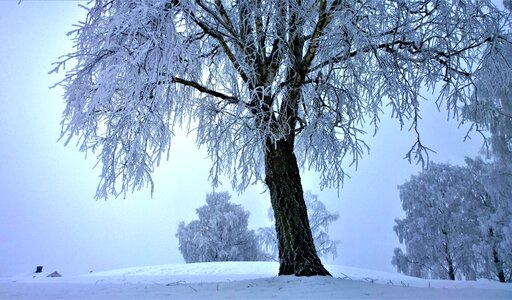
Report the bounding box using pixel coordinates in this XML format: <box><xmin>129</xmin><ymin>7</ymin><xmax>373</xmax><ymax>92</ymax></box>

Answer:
<box><xmin>1</xmin><ymin>262</ymin><xmax>511</xmax><ymax>299</ymax></box>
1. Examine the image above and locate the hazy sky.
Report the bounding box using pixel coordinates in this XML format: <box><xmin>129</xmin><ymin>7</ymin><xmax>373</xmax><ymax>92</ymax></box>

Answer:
<box><xmin>0</xmin><ymin>1</ymin><xmax>484</xmax><ymax>277</ymax></box>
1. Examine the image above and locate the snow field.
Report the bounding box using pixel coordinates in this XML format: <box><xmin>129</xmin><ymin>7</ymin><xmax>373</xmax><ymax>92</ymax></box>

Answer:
<box><xmin>1</xmin><ymin>262</ymin><xmax>511</xmax><ymax>299</ymax></box>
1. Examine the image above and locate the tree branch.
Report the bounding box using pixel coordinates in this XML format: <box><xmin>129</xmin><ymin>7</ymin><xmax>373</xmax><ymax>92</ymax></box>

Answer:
<box><xmin>302</xmin><ymin>0</ymin><xmax>341</xmax><ymax>69</ymax></box>
<box><xmin>188</xmin><ymin>10</ymin><xmax>251</xmax><ymax>86</ymax></box>
<box><xmin>172</xmin><ymin>76</ymin><xmax>239</xmax><ymax>104</ymax></box>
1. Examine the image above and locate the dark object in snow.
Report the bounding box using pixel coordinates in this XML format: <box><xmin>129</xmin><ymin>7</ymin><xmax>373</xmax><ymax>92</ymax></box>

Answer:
<box><xmin>46</xmin><ymin>271</ymin><xmax>61</xmax><ymax>277</ymax></box>
<box><xmin>35</xmin><ymin>266</ymin><xmax>43</xmax><ymax>273</ymax></box>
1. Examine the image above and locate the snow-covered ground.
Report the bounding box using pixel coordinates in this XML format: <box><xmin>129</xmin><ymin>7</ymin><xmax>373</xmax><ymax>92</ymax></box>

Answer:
<box><xmin>1</xmin><ymin>262</ymin><xmax>511</xmax><ymax>299</ymax></box>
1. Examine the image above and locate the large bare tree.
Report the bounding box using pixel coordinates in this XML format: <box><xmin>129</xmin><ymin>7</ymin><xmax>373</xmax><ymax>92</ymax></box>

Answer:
<box><xmin>53</xmin><ymin>0</ymin><xmax>511</xmax><ymax>276</ymax></box>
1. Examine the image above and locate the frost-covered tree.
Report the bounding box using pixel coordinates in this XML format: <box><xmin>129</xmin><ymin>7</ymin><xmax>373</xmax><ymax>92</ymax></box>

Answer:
<box><xmin>176</xmin><ymin>192</ymin><xmax>261</xmax><ymax>263</ymax></box>
<box><xmin>465</xmin><ymin>36</ymin><xmax>512</xmax><ymax>165</ymax></box>
<box><xmin>393</xmin><ymin>163</ymin><xmax>481</xmax><ymax>280</ymax></box>
<box><xmin>463</xmin><ymin>23</ymin><xmax>512</xmax><ymax>282</ymax></box>
<box><xmin>393</xmin><ymin>160</ymin><xmax>512</xmax><ymax>282</ymax></box>
<box><xmin>53</xmin><ymin>0</ymin><xmax>511</xmax><ymax>275</ymax></box>
<box><xmin>258</xmin><ymin>191</ymin><xmax>339</xmax><ymax>261</ymax></box>
<box><xmin>391</xmin><ymin>248</ymin><xmax>429</xmax><ymax>278</ymax></box>
<box><xmin>465</xmin><ymin>157</ymin><xmax>512</xmax><ymax>282</ymax></box>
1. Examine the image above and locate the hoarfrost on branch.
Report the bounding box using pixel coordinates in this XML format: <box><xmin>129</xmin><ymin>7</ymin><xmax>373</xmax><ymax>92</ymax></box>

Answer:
<box><xmin>52</xmin><ymin>0</ymin><xmax>511</xmax><ymax>198</ymax></box>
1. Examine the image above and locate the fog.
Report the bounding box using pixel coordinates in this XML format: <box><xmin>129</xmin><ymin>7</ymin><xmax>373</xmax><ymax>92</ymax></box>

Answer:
<box><xmin>0</xmin><ymin>1</ymin><xmax>482</xmax><ymax>277</ymax></box>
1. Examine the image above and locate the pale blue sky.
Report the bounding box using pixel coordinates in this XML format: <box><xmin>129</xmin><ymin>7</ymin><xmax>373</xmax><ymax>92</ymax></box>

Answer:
<box><xmin>0</xmin><ymin>1</ymin><xmax>483</xmax><ymax>277</ymax></box>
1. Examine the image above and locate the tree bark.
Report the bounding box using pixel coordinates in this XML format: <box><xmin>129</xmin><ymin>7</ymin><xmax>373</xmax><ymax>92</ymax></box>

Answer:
<box><xmin>492</xmin><ymin>248</ymin><xmax>506</xmax><ymax>283</ymax></box>
<box><xmin>489</xmin><ymin>228</ymin><xmax>506</xmax><ymax>283</ymax></box>
<box><xmin>264</xmin><ymin>138</ymin><xmax>331</xmax><ymax>276</ymax></box>
<box><xmin>447</xmin><ymin>259</ymin><xmax>455</xmax><ymax>281</ymax></box>
<box><xmin>441</xmin><ymin>232</ymin><xmax>456</xmax><ymax>280</ymax></box>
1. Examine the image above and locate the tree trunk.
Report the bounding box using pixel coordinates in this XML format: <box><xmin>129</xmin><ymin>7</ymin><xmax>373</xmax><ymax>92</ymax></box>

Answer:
<box><xmin>489</xmin><ymin>228</ymin><xmax>506</xmax><ymax>283</ymax></box>
<box><xmin>441</xmin><ymin>233</ymin><xmax>455</xmax><ymax>280</ymax></box>
<box><xmin>447</xmin><ymin>260</ymin><xmax>455</xmax><ymax>280</ymax></box>
<box><xmin>264</xmin><ymin>138</ymin><xmax>331</xmax><ymax>276</ymax></box>
<box><xmin>445</xmin><ymin>251</ymin><xmax>455</xmax><ymax>280</ymax></box>
<box><xmin>493</xmin><ymin>248</ymin><xmax>506</xmax><ymax>283</ymax></box>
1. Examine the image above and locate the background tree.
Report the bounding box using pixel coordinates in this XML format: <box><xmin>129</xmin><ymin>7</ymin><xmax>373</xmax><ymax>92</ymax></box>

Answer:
<box><xmin>393</xmin><ymin>160</ymin><xmax>512</xmax><ymax>282</ymax></box>
<box><xmin>465</xmin><ymin>157</ymin><xmax>512</xmax><ymax>282</ymax></box>
<box><xmin>176</xmin><ymin>192</ymin><xmax>261</xmax><ymax>263</ymax></box>
<box><xmin>53</xmin><ymin>0</ymin><xmax>511</xmax><ymax>275</ymax></box>
<box><xmin>258</xmin><ymin>191</ymin><xmax>339</xmax><ymax>261</ymax></box>
<box><xmin>393</xmin><ymin>163</ymin><xmax>481</xmax><ymax>280</ymax></box>
<box><xmin>463</xmin><ymin>25</ymin><xmax>512</xmax><ymax>282</ymax></box>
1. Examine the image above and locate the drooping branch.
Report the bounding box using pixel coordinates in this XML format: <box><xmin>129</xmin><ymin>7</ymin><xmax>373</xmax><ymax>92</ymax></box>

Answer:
<box><xmin>55</xmin><ymin>0</ymin><xmax>512</xmax><ymax>205</ymax></box>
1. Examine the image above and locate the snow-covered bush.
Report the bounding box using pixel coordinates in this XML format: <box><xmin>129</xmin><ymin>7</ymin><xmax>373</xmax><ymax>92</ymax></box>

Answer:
<box><xmin>176</xmin><ymin>192</ymin><xmax>261</xmax><ymax>263</ymax></box>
